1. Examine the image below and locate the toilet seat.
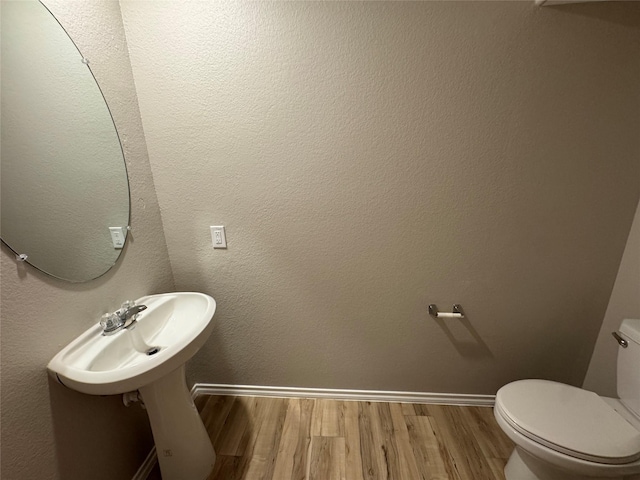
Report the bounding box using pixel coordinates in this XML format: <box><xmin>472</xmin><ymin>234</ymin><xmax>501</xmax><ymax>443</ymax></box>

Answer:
<box><xmin>496</xmin><ymin>380</ymin><xmax>640</xmax><ymax>465</ymax></box>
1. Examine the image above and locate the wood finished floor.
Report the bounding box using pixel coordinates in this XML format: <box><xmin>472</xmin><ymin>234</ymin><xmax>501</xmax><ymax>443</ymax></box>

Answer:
<box><xmin>147</xmin><ymin>395</ymin><xmax>514</xmax><ymax>480</ymax></box>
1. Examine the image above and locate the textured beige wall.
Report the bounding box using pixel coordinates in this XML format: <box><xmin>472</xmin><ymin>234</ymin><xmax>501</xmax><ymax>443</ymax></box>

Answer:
<box><xmin>121</xmin><ymin>1</ymin><xmax>640</xmax><ymax>394</ymax></box>
<box><xmin>583</xmin><ymin>200</ymin><xmax>640</xmax><ymax>397</ymax></box>
<box><xmin>0</xmin><ymin>1</ymin><xmax>175</xmax><ymax>479</ymax></box>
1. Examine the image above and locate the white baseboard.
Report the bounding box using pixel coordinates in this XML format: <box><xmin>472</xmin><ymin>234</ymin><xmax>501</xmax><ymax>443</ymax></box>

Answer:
<box><xmin>131</xmin><ymin>446</ymin><xmax>157</xmax><ymax>480</ymax></box>
<box><xmin>133</xmin><ymin>383</ymin><xmax>495</xmax><ymax>479</ymax></box>
<box><xmin>191</xmin><ymin>383</ymin><xmax>496</xmax><ymax>407</ymax></box>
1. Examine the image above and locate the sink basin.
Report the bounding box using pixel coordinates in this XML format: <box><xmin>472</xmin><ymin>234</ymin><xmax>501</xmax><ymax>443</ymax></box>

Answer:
<box><xmin>48</xmin><ymin>292</ymin><xmax>216</xmax><ymax>395</ymax></box>
<box><xmin>48</xmin><ymin>292</ymin><xmax>217</xmax><ymax>480</ymax></box>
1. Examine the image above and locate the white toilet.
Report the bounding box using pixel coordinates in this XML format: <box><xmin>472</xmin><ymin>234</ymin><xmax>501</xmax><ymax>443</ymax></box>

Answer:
<box><xmin>494</xmin><ymin>319</ymin><xmax>640</xmax><ymax>480</ymax></box>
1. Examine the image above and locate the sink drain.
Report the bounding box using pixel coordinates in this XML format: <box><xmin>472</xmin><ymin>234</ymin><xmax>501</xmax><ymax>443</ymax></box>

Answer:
<box><xmin>146</xmin><ymin>347</ymin><xmax>161</xmax><ymax>356</ymax></box>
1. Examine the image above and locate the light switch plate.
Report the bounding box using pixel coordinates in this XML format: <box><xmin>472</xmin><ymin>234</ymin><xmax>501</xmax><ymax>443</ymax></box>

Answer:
<box><xmin>109</xmin><ymin>226</ymin><xmax>126</xmax><ymax>249</ymax></box>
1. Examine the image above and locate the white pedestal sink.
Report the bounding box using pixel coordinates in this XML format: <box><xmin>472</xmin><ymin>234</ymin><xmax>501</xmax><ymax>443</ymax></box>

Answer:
<box><xmin>48</xmin><ymin>292</ymin><xmax>217</xmax><ymax>480</ymax></box>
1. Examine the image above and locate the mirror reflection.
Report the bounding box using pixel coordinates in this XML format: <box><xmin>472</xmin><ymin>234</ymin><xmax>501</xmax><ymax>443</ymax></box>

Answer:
<box><xmin>1</xmin><ymin>0</ymin><xmax>130</xmax><ymax>282</ymax></box>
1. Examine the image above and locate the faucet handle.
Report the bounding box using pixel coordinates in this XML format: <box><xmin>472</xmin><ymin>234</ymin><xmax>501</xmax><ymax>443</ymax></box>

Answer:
<box><xmin>100</xmin><ymin>312</ymin><xmax>123</xmax><ymax>334</ymax></box>
<box><xmin>120</xmin><ymin>300</ymin><xmax>136</xmax><ymax>311</ymax></box>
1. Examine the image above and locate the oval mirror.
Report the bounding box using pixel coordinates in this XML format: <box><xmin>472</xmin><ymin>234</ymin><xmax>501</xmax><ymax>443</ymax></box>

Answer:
<box><xmin>1</xmin><ymin>0</ymin><xmax>130</xmax><ymax>283</ymax></box>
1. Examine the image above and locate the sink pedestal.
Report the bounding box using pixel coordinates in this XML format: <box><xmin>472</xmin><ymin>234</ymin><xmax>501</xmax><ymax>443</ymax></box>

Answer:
<box><xmin>139</xmin><ymin>365</ymin><xmax>215</xmax><ymax>480</ymax></box>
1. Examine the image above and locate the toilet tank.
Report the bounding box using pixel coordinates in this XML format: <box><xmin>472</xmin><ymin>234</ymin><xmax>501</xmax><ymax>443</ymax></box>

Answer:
<box><xmin>618</xmin><ymin>319</ymin><xmax>640</xmax><ymax>419</ymax></box>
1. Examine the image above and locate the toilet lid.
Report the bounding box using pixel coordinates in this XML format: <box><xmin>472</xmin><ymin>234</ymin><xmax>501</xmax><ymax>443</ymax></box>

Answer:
<box><xmin>496</xmin><ymin>380</ymin><xmax>640</xmax><ymax>465</ymax></box>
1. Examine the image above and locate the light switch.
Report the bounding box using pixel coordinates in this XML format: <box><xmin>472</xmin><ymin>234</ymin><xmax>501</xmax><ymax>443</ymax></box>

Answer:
<box><xmin>210</xmin><ymin>226</ymin><xmax>227</xmax><ymax>249</ymax></box>
<box><xmin>109</xmin><ymin>226</ymin><xmax>126</xmax><ymax>249</ymax></box>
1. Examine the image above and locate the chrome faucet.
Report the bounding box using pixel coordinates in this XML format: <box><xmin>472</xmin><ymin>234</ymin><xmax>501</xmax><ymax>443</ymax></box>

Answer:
<box><xmin>100</xmin><ymin>301</ymin><xmax>147</xmax><ymax>336</ymax></box>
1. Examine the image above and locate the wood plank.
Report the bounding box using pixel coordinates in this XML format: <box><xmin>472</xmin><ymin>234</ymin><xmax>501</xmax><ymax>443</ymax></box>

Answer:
<box><xmin>195</xmin><ymin>394</ymin><xmax>209</xmax><ymax>412</ymax></box>
<box><xmin>243</xmin><ymin>397</ymin><xmax>288</xmax><ymax>480</ymax></box>
<box><xmin>376</xmin><ymin>402</ymin><xmax>402</xmax><ymax>479</ymax></box>
<box><xmin>214</xmin><ymin>396</ymin><xmax>252</xmax><ymax>456</ymax></box>
<box><xmin>487</xmin><ymin>457</ymin><xmax>509</xmax><ymax>480</ymax></box>
<box><xmin>208</xmin><ymin>455</ymin><xmax>241</xmax><ymax>480</ymax></box>
<box><xmin>405</xmin><ymin>415</ymin><xmax>458</xmax><ymax>480</ymax></box>
<box><xmin>310</xmin><ymin>399</ymin><xmax>323</xmax><ymax>437</ymax></box>
<box><xmin>412</xmin><ymin>403</ymin><xmax>431</xmax><ymax>416</ymax></box>
<box><xmin>321</xmin><ymin>399</ymin><xmax>345</xmax><ymax>437</ymax></box>
<box><xmin>358</xmin><ymin>401</ymin><xmax>389</xmax><ymax>480</ymax></box>
<box><xmin>400</xmin><ymin>403</ymin><xmax>417</xmax><ymax>416</ymax></box>
<box><xmin>464</xmin><ymin>406</ymin><xmax>514</xmax><ymax>459</ymax></box>
<box><xmin>219</xmin><ymin>396</ymin><xmax>268</xmax><ymax>479</ymax></box>
<box><xmin>343</xmin><ymin>400</ymin><xmax>364</xmax><ymax>480</ymax></box>
<box><xmin>291</xmin><ymin>399</ymin><xmax>316</xmax><ymax>480</ymax></box>
<box><xmin>272</xmin><ymin>398</ymin><xmax>301</xmax><ymax>480</ymax></box>
<box><xmin>427</xmin><ymin>405</ymin><xmax>496</xmax><ymax>480</ymax></box>
<box><xmin>388</xmin><ymin>403</ymin><xmax>424</xmax><ymax>480</ymax></box>
<box><xmin>309</xmin><ymin>437</ymin><xmax>346</xmax><ymax>480</ymax></box>
<box><xmin>199</xmin><ymin>395</ymin><xmax>236</xmax><ymax>444</ymax></box>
